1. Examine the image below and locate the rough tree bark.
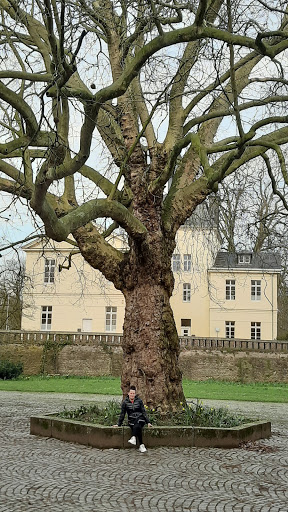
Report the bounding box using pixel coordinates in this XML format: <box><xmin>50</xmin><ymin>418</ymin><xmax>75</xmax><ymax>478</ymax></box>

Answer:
<box><xmin>120</xmin><ymin>211</ymin><xmax>184</xmax><ymax>410</ymax></box>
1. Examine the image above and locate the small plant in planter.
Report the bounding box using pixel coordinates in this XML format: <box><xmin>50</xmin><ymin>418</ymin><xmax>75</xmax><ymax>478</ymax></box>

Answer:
<box><xmin>58</xmin><ymin>399</ymin><xmax>250</xmax><ymax>428</ymax></box>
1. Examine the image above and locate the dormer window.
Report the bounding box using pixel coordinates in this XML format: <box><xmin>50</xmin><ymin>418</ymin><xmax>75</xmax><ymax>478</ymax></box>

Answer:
<box><xmin>238</xmin><ymin>253</ymin><xmax>251</xmax><ymax>265</ymax></box>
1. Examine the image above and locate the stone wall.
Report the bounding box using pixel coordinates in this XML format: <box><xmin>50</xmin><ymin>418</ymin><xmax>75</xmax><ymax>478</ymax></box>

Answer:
<box><xmin>179</xmin><ymin>350</ymin><xmax>288</xmax><ymax>383</ymax></box>
<box><xmin>1</xmin><ymin>330</ymin><xmax>288</xmax><ymax>383</ymax></box>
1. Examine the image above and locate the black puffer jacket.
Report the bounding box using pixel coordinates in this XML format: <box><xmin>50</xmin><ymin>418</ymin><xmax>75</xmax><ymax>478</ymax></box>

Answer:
<box><xmin>117</xmin><ymin>395</ymin><xmax>150</xmax><ymax>427</ymax></box>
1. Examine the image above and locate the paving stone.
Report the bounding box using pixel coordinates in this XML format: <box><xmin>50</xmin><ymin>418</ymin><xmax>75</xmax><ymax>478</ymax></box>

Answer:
<box><xmin>1</xmin><ymin>392</ymin><xmax>288</xmax><ymax>511</ymax></box>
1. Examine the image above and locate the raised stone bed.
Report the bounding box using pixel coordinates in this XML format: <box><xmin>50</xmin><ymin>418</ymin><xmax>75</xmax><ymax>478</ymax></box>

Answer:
<box><xmin>30</xmin><ymin>415</ymin><xmax>271</xmax><ymax>449</ymax></box>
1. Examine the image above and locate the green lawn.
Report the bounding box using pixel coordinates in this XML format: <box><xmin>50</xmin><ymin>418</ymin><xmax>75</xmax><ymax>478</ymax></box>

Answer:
<box><xmin>0</xmin><ymin>375</ymin><xmax>287</xmax><ymax>402</ymax></box>
<box><xmin>182</xmin><ymin>379</ymin><xmax>288</xmax><ymax>403</ymax></box>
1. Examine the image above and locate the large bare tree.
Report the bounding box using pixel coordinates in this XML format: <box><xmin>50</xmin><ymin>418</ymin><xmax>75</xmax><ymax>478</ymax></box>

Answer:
<box><xmin>1</xmin><ymin>0</ymin><xmax>288</xmax><ymax>410</ymax></box>
<box><xmin>215</xmin><ymin>167</ymin><xmax>287</xmax><ymax>254</ymax></box>
<box><xmin>0</xmin><ymin>257</ymin><xmax>26</xmax><ymax>330</ymax></box>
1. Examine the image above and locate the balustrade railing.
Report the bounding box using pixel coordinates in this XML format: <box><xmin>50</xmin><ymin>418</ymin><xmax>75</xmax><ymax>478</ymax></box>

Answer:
<box><xmin>0</xmin><ymin>330</ymin><xmax>287</xmax><ymax>351</ymax></box>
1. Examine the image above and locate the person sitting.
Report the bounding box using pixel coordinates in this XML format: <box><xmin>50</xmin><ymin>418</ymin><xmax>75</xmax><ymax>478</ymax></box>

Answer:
<box><xmin>113</xmin><ymin>385</ymin><xmax>152</xmax><ymax>452</ymax></box>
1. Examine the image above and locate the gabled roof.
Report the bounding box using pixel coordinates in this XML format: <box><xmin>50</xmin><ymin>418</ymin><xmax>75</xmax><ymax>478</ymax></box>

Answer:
<box><xmin>212</xmin><ymin>251</ymin><xmax>282</xmax><ymax>271</ymax></box>
<box><xmin>22</xmin><ymin>231</ymin><xmax>127</xmax><ymax>252</ymax></box>
<box><xmin>22</xmin><ymin>238</ymin><xmax>72</xmax><ymax>251</ymax></box>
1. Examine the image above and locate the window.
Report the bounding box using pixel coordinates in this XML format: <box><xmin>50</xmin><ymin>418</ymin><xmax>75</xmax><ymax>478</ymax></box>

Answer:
<box><xmin>172</xmin><ymin>254</ymin><xmax>181</xmax><ymax>271</ymax></box>
<box><xmin>181</xmin><ymin>319</ymin><xmax>191</xmax><ymax>337</ymax></box>
<box><xmin>106</xmin><ymin>306</ymin><xmax>117</xmax><ymax>332</ymax></box>
<box><xmin>251</xmin><ymin>322</ymin><xmax>261</xmax><ymax>340</ymax></box>
<box><xmin>44</xmin><ymin>259</ymin><xmax>55</xmax><ymax>283</ymax></box>
<box><xmin>183</xmin><ymin>254</ymin><xmax>191</xmax><ymax>272</ymax></box>
<box><xmin>183</xmin><ymin>283</ymin><xmax>191</xmax><ymax>302</ymax></box>
<box><xmin>41</xmin><ymin>306</ymin><xmax>52</xmax><ymax>331</ymax></box>
<box><xmin>226</xmin><ymin>280</ymin><xmax>235</xmax><ymax>300</ymax></box>
<box><xmin>225</xmin><ymin>321</ymin><xmax>235</xmax><ymax>339</ymax></box>
<box><xmin>238</xmin><ymin>254</ymin><xmax>251</xmax><ymax>264</ymax></box>
<box><xmin>251</xmin><ymin>280</ymin><xmax>261</xmax><ymax>300</ymax></box>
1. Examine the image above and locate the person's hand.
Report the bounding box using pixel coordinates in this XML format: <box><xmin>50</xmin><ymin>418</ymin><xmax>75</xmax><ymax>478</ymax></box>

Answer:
<box><xmin>148</xmin><ymin>423</ymin><xmax>153</xmax><ymax>428</ymax></box>
<box><xmin>112</xmin><ymin>424</ymin><xmax>119</xmax><ymax>428</ymax></box>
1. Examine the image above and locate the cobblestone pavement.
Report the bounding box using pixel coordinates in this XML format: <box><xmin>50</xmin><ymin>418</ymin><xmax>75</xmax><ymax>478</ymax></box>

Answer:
<box><xmin>1</xmin><ymin>391</ymin><xmax>288</xmax><ymax>512</ymax></box>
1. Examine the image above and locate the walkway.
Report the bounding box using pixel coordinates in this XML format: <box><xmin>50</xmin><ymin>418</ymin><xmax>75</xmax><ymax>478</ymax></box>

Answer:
<box><xmin>1</xmin><ymin>391</ymin><xmax>288</xmax><ymax>512</ymax></box>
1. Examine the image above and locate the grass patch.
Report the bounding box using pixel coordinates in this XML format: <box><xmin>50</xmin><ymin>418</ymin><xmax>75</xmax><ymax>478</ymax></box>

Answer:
<box><xmin>58</xmin><ymin>399</ymin><xmax>250</xmax><ymax>428</ymax></box>
<box><xmin>182</xmin><ymin>379</ymin><xmax>288</xmax><ymax>403</ymax></box>
<box><xmin>0</xmin><ymin>375</ymin><xmax>120</xmax><ymax>394</ymax></box>
<box><xmin>0</xmin><ymin>375</ymin><xmax>288</xmax><ymax>403</ymax></box>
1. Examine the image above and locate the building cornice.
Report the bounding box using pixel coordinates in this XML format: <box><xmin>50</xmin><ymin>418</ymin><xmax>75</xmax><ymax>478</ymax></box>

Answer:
<box><xmin>208</xmin><ymin>268</ymin><xmax>281</xmax><ymax>274</ymax></box>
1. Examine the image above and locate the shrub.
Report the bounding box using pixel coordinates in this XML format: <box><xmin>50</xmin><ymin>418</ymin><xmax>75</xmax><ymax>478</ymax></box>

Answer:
<box><xmin>0</xmin><ymin>360</ymin><xmax>23</xmax><ymax>380</ymax></box>
<box><xmin>59</xmin><ymin>400</ymin><xmax>122</xmax><ymax>425</ymax></box>
<box><xmin>58</xmin><ymin>399</ymin><xmax>250</xmax><ymax>428</ymax></box>
<box><xmin>147</xmin><ymin>400</ymin><xmax>249</xmax><ymax>428</ymax></box>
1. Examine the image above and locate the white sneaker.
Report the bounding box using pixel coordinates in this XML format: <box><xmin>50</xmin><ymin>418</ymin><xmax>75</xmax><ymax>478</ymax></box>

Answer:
<box><xmin>128</xmin><ymin>436</ymin><xmax>136</xmax><ymax>445</ymax></box>
<box><xmin>139</xmin><ymin>444</ymin><xmax>147</xmax><ymax>453</ymax></box>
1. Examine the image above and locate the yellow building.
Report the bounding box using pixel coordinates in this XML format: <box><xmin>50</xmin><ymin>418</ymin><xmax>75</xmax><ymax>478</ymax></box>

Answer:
<box><xmin>170</xmin><ymin>224</ymin><xmax>218</xmax><ymax>337</ymax></box>
<box><xmin>22</xmin><ymin>236</ymin><xmax>126</xmax><ymax>334</ymax></box>
<box><xmin>21</xmin><ymin>228</ymin><xmax>281</xmax><ymax>340</ymax></box>
<box><xmin>208</xmin><ymin>252</ymin><xmax>280</xmax><ymax>341</ymax></box>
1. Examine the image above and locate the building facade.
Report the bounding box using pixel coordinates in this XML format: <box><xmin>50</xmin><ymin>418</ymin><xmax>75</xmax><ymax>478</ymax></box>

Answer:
<box><xmin>21</xmin><ymin>229</ymin><xmax>281</xmax><ymax>340</ymax></box>
<box><xmin>208</xmin><ymin>252</ymin><xmax>280</xmax><ymax>341</ymax></box>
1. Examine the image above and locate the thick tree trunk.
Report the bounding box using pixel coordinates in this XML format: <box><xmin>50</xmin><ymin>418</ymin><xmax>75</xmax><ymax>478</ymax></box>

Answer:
<box><xmin>121</xmin><ymin>279</ymin><xmax>185</xmax><ymax>412</ymax></box>
<box><xmin>119</xmin><ymin>208</ymin><xmax>186</xmax><ymax>412</ymax></box>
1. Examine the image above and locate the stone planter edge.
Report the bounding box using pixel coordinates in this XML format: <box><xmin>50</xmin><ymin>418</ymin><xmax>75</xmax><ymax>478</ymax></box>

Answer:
<box><xmin>30</xmin><ymin>415</ymin><xmax>271</xmax><ymax>449</ymax></box>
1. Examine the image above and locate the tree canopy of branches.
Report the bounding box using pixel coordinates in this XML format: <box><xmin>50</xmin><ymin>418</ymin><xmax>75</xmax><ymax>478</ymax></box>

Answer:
<box><xmin>1</xmin><ymin>0</ymin><xmax>288</xmax><ymax>410</ymax></box>
<box><xmin>216</xmin><ymin>168</ymin><xmax>288</xmax><ymax>254</ymax></box>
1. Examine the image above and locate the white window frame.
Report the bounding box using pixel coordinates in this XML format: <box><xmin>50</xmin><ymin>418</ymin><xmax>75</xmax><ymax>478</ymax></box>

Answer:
<box><xmin>105</xmin><ymin>306</ymin><xmax>117</xmax><ymax>332</ymax></box>
<box><xmin>226</xmin><ymin>280</ymin><xmax>235</xmax><ymax>300</ymax></box>
<box><xmin>238</xmin><ymin>254</ymin><xmax>251</xmax><ymax>264</ymax></box>
<box><xmin>172</xmin><ymin>254</ymin><xmax>181</xmax><ymax>272</ymax></box>
<box><xmin>44</xmin><ymin>258</ymin><xmax>56</xmax><ymax>283</ymax></box>
<box><xmin>225</xmin><ymin>321</ymin><xmax>235</xmax><ymax>339</ymax></box>
<box><xmin>41</xmin><ymin>306</ymin><xmax>52</xmax><ymax>331</ymax></box>
<box><xmin>181</xmin><ymin>319</ymin><xmax>191</xmax><ymax>337</ymax></box>
<box><xmin>251</xmin><ymin>322</ymin><xmax>261</xmax><ymax>340</ymax></box>
<box><xmin>183</xmin><ymin>254</ymin><xmax>191</xmax><ymax>272</ymax></box>
<box><xmin>251</xmin><ymin>280</ymin><xmax>261</xmax><ymax>301</ymax></box>
<box><xmin>183</xmin><ymin>283</ymin><xmax>191</xmax><ymax>302</ymax></box>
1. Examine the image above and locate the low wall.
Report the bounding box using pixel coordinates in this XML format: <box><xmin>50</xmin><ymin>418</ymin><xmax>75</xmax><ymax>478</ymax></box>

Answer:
<box><xmin>1</xmin><ymin>330</ymin><xmax>288</xmax><ymax>383</ymax></box>
<box><xmin>30</xmin><ymin>416</ymin><xmax>271</xmax><ymax>449</ymax></box>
